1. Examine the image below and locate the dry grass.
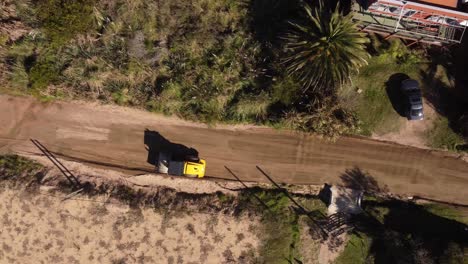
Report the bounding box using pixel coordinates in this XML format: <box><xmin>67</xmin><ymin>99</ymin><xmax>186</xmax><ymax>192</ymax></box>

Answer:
<box><xmin>0</xmin><ymin>187</ymin><xmax>260</xmax><ymax>263</ymax></box>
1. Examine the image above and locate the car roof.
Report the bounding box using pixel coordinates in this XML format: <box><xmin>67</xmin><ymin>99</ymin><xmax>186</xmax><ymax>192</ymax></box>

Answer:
<box><xmin>402</xmin><ymin>79</ymin><xmax>419</xmax><ymax>88</ymax></box>
<box><xmin>411</xmin><ymin>104</ymin><xmax>423</xmax><ymax>109</ymax></box>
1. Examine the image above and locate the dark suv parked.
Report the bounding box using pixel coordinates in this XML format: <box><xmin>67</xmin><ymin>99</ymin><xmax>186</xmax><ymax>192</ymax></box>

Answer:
<box><xmin>401</xmin><ymin>79</ymin><xmax>424</xmax><ymax>120</ymax></box>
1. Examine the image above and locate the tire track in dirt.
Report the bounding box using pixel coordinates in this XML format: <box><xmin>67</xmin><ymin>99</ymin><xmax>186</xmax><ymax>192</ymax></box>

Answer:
<box><xmin>1</xmin><ymin>95</ymin><xmax>468</xmax><ymax>204</ymax></box>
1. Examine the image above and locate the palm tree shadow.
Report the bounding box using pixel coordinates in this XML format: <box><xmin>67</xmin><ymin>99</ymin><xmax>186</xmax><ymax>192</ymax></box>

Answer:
<box><xmin>247</xmin><ymin>0</ymin><xmax>301</xmax><ymax>47</ymax></box>
<box><xmin>339</xmin><ymin>166</ymin><xmax>389</xmax><ymax>195</ymax></box>
<box><xmin>385</xmin><ymin>73</ymin><xmax>410</xmax><ymax>118</ymax></box>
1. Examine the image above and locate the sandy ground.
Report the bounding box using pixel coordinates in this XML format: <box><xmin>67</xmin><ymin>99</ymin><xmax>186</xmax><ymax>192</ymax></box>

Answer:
<box><xmin>1</xmin><ymin>95</ymin><xmax>468</xmax><ymax>204</ymax></box>
<box><xmin>23</xmin><ymin>153</ymin><xmax>322</xmax><ymax>197</ymax></box>
<box><xmin>299</xmin><ymin>218</ymin><xmax>321</xmax><ymax>264</ymax></box>
<box><xmin>317</xmin><ymin>233</ymin><xmax>348</xmax><ymax>264</ymax></box>
<box><xmin>0</xmin><ymin>187</ymin><xmax>260</xmax><ymax>264</ymax></box>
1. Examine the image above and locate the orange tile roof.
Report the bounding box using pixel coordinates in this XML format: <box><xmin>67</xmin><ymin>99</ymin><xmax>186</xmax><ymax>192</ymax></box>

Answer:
<box><xmin>380</xmin><ymin>0</ymin><xmax>468</xmax><ymax>20</ymax></box>
<box><xmin>418</xmin><ymin>0</ymin><xmax>458</xmax><ymax>8</ymax></box>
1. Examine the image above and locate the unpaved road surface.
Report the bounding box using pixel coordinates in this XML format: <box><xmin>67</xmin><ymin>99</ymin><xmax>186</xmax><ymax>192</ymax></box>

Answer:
<box><xmin>1</xmin><ymin>95</ymin><xmax>468</xmax><ymax>204</ymax></box>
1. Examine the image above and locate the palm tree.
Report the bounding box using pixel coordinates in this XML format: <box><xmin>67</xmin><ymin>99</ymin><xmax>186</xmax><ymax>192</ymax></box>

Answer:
<box><xmin>282</xmin><ymin>1</ymin><xmax>370</xmax><ymax>94</ymax></box>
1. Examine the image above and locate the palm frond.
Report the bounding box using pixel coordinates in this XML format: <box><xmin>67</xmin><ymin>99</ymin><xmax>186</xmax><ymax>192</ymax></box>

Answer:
<box><xmin>282</xmin><ymin>1</ymin><xmax>370</xmax><ymax>94</ymax></box>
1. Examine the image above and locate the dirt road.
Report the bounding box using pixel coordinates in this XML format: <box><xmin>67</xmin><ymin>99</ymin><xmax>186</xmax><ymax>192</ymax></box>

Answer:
<box><xmin>1</xmin><ymin>95</ymin><xmax>468</xmax><ymax>204</ymax></box>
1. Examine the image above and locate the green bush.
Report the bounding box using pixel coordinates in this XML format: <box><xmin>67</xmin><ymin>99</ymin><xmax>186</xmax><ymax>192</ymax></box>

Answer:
<box><xmin>1</xmin><ymin>0</ymin><xmax>409</xmax><ymax>138</ymax></box>
<box><xmin>36</xmin><ymin>0</ymin><xmax>96</xmax><ymax>44</ymax></box>
<box><xmin>28</xmin><ymin>51</ymin><xmax>61</xmax><ymax>91</ymax></box>
<box><xmin>229</xmin><ymin>94</ymin><xmax>271</xmax><ymax>122</ymax></box>
<box><xmin>271</xmin><ymin>76</ymin><xmax>302</xmax><ymax>106</ymax></box>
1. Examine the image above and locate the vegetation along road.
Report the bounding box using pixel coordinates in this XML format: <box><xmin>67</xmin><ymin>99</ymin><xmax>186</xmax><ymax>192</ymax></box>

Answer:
<box><xmin>1</xmin><ymin>95</ymin><xmax>468</xmax><ymax>204</ymax></box>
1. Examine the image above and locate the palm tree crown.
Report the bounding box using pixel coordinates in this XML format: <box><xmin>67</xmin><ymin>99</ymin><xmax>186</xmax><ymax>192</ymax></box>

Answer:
<box><xmin>282</xmin><ymin>2</ymin><xmax>370</xmax><ymax>94</ymax></box>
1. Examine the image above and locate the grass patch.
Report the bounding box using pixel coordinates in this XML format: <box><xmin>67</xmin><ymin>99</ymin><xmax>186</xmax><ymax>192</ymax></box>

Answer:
<box><xmin>348</xmin><ymin>57</ymin><xmax>407</xmax><ymax>136</ymax></box>
<box><xmin>350</xmin><ymin>198</ymin><xmax>468</xmax><ymax>263</ymax></box>
<box><xmin>239</xmin><ymin>189</ymin><xmax>326</xmax><ymax>264</ymax></box>
<box><xmin>334</xmin><ymin>232</ymin><xmax>372</xmax><ymax>264</ymax></box>
<box><xmin>426</xmin><ymin>117</ymin><xmax>465</xmax><ymax>151</ymax></box>
<box><xmin>0</xmin><ymin>155</ymin><xmax>44</xmax><ymax>186</ymax></box>
<box><xmin>259</xmin><ymin>210</ymin><xmax>301</xmax><ymax>264</ymax></box>
<box><xmin>36</xmin><ymin>0</ymin><xmax>96</xmax><ymax>45</ymax></box>
<box><xmin>422</xmin><ymin>203</ymin><xmax>468</xmax><ymax>224</ymax></box>
<box><xmin>345</xmin><ymin>38</ymin><xmax>424</xmax><ymax>136</ymax></box>
<box><xmin>353</xmin><ymin>79</ymin><xmax>402</xmax><ymax>136</ymax></box>
<box><xmin>0</xmin><ymin>155</ymin><xmax>42</xmax><ymax>178</ymax></box>
<box><xmin>228</xmin><ymin>94</ymin><xmax>270</xmax><ymax>122</ymax></box>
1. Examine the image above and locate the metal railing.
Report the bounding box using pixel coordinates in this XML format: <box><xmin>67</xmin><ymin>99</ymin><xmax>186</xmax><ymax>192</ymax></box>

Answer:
<box><xmin>352</xmin><ymin>1</ymin><xmax>468</xmax><ymax>44</ymax></box>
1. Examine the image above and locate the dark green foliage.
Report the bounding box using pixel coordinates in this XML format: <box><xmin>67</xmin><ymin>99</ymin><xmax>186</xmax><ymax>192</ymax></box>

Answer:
<box><xmin>284</xmin><ymin>3</ymin><xmax>369</xmax><ymax>94</ymax></box>
<box><xmin>352</xmin><ymin>198</ymin><xmax>468</xmax><ymax>263</ymax></box>
<box><xmin>2</xmin><ymin>0</ymin><xmax>369</xmax><ymax>136</ymax></box>
<box><xmin>282</xmin><ymin>2</ymin><xmax>369</xmax><ymax>94</ymax></box>
<box><xmin>36</xmin><ymin>0</ymin><xmax>96</xmax><ymax>44</ymax></box>
<box><xmin>28</xmin><ymin>50</ymin><xmax>61</xmax><ymax>91</ymax></box>
<box><xmin>271</xmin><ymin>76</ymin><xmax>302</xmax><ymax>106</ymax></box>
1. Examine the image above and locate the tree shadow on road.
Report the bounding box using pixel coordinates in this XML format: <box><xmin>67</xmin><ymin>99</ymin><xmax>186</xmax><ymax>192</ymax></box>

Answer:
<box><xmin>143</xmin><ymin>129</ymin><xmax>198</xmax><ymax>166</ymax></box>
<box><xmin>339</xmin><ymin>166</ymin><xmax>389</xmax><ymax>195</ymax></box>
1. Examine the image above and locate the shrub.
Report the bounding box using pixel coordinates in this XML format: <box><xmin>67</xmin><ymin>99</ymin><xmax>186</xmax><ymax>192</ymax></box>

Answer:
<box><xmin>282</xmin><ymin>98</ymin><xmax>360</xmax><ymax>138</ymax></box>
<box><xmin>0</xmin><ymin>155</ymin><xmax>44</xmax><ymax>186</ymax></box>
<box><xmin>28</xmin><ymin>51</ymin><xmax>61</xmax><ymax>91</ymax></box>
<box><xmin>375</xmin><ymin>39</ymin><xmax>425</xmax><ymax>71</ymax></box>
<box><xmin>36</xmin><ymin>0</ymin><xmax>96</xmax><ymax>44</ymax></box>
<box><xmin>229</xmin><ymin>94</ymin><xmax>271</xmax><ymax>122</ymax></box>
<box><xmin>9</xmin><ymin>62</ymin><xmax>29</xmax><ymax>90</ymax></box>
<box><xmin>270</xmin><ymin>76</ymin><xmax>302</xmax><ymax>106</ymax></box>
<box><xmin>282</xmin><ymin>1</ymin><xmax>370</xmax><ymax>94</ymax></box>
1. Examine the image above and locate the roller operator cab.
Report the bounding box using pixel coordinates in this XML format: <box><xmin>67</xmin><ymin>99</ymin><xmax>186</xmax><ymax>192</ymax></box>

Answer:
<box><xmin>157</xmin><ymin>152</ymin><xmax>206</xmax><ymax>178</ymax></box>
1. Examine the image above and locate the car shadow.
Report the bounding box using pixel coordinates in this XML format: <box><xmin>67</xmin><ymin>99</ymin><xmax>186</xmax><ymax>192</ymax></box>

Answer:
<box><xmin>143</xmin><ymin>129</ymin><xmax>198</xmax><ymax>166</ymax></box>
<box><xmin>385</xmin><ymin>73</ymin><xmax>410</xmax><ymax>118</ymax></box>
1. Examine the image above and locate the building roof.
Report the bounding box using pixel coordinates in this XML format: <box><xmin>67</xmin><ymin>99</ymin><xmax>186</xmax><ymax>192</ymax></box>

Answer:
<box><xmin>353</xmin><ymin>0</ymin><xmax>468</xmax><ymax>45</ymax></box>
<box><xmin>417</xmin><ymin>0</ymin><xmax>458</xmax><ymax>8</ymax></box>
<box><xmin>380</xmin><ymin>0</ymin><xmax>468</xmax><ymax>20</ymax></box>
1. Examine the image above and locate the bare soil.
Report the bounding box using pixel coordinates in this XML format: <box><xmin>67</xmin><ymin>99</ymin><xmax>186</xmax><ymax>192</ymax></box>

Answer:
<box><xmin>1</xmin><ymin>95</ymin><xmax>468</xmax><ymax>204</ymax></box>
<box><xmin>372</xmin><ymin>100</ymin><xmax>436</xmax><ymax>149</ymax></box>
